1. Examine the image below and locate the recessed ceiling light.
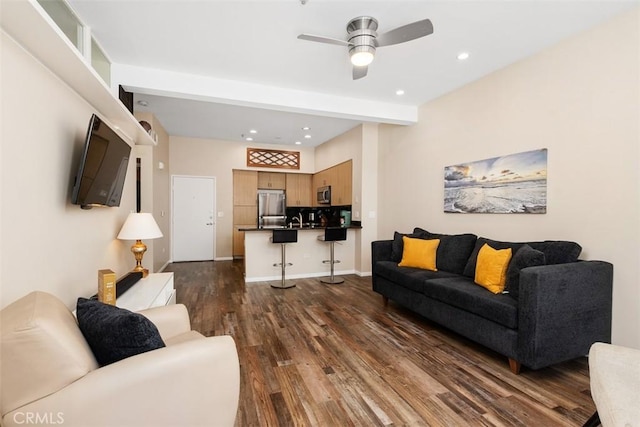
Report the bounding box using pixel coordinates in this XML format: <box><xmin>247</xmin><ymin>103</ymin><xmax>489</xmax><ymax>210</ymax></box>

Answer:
<box><xmin>302</xmin><ymin>126</ymin><xmax>310</xmax><ymax>131</ymax></box>
<box><xmin>137</xmin><ymin>100</ymin><xmax>148</xmax><ymax>107</ymax></box>
<box><xmin>295</xmin><ymin>141</ymin><xmax>302</xmax><ymax>145</ymax></box>
<box><xmin>304</xmin><ymin>134</ymin><xmax>311</xmax><ymax>139</ymax></box>
<box><xmin>457</xmin><ymin>52</ymin><xmax>470</xmax><ymax>61</ymax></box>
<box><xmin>396</xmin><ymin>89</ymin><xmax>405</xmax><ymax>96</ymax></box>
<box><xmin>245</xmin><ymin>137</ymin><xmax>253</xmax><ymax>141</ymax></box>
<box><xmin>249</xmin><ymin>129</ymin><xmax>257</xmax><ymax>134</ymax></box>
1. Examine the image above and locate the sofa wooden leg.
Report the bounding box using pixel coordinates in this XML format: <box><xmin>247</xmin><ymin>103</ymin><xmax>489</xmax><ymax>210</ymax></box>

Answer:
<box><xmin>582</xmin><ymin>411</ymin><xmax>600</xmax><ymax>427</ymax></box>
<box><xmin>382</xmin><ymin>296</ymin><xmax>389</xmax><ymax>307</ymax></box>
<box><xmin>509</xmin><ymin>358</ymin><xmax>521</xmax><ymax>375</ymax></box>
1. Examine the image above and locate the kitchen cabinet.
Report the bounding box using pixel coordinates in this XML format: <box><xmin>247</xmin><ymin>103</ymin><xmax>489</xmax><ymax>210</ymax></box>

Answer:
<box><xmin>285</xmin><ymin>173</ymin><xmax>313</xmax><ymax>206</ymax></box>
<box><xmin>233</xmin><ymin>170</ymin><xmax>258</xmax><ymax>205</ymax></box>
<box><xmin>233</xmin><ymin>225</ymin><xmax>252</xmax><ymax>258</ymax></box>
<box><xmin>312</xmin><ymin>160</ymin><xmax>352</xmax><ymax>206</ymax></box>
<box><xmin>313</xmin><ymin>169</ymin><xmax>331</xmax><ymax>189</ymax></box>
<box><xmin>332</xmin><ymin>160</ymin><xmax>352</xmax><ymax>205</ymax></box>
<box><xmin>257</xmin><ymin>172</ymin><xmax>286</xmax><ymax>189</ymax></box>
<box><xmin>233</xmin><ymin>170</ymin><xmax>258</xmax><ymax>258</ymax></box>
<box><xmin>233</xmin><ymin>205</ymin><xmax>257</xmax><ymax>225</ymax></box>
<box><xmin>312</xmin><ymin>169</ymin><xmax>331</xmax><ymax>206</ymax></box>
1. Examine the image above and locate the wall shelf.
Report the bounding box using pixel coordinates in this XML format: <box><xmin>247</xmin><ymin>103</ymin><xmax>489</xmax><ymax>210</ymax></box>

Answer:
<box><xmin>0</xmin><ymin>0</ymin><xmax>154</xmax><ymax>146</ymax></box>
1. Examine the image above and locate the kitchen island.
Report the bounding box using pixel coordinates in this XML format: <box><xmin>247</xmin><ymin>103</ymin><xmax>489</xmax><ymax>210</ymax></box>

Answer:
<box><xmin>241</xmin><ymin>227</ymin><xmax>359</xmax><ymax>282</ymax></box>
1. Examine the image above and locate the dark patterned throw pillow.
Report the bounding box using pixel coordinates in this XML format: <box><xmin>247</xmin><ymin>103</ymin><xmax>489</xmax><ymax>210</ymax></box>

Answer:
<box><xmin>76</xmin><ymin>298</ymin><xmax>165</xmax><ymax>366</ymax></box>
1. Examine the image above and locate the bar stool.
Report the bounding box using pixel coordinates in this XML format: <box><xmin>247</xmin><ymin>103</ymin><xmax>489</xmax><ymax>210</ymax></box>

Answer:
<box><xmin>318</xmin><ymin>227</ymin><xmax>347</xmax><ymax>284</ymax></box>
<box><xmin>271</xmin><ymin>228</ymin><xmax>298</xmax><ymax>289</ymax></box>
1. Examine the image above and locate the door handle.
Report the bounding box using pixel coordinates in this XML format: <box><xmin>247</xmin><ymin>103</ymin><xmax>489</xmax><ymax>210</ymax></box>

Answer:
<box><xmin>206</xmin><ymin>222</ymin><xmax>213</xmax><ymax>226</ymax></box>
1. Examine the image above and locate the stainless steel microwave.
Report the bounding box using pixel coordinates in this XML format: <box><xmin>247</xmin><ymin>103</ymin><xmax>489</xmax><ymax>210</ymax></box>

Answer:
<box><xmin>317</xmin><ymin>186</ymin><xmax>331</xmax><ymax>204</ymax></box>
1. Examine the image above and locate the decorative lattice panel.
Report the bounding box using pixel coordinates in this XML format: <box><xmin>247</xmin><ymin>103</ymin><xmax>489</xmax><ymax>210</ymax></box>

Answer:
<box><xmin>246</xmin><ymin>148</ymin><xmax>300</xmax><ymax>170</ymax></box>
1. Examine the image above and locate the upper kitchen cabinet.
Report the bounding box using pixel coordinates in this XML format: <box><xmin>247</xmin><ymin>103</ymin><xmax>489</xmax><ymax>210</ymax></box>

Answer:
<box><xmin>233</xmin><ymin>170</ymin><xmax>258</xmax><ymax>205</ymax></box>
<box><xmin>332</xmin><ymin>160</ymin><xmax>353</xmax><ymax>206</ymax></box>
<box><xmin>257</xmin><ymin>172</ymin><xmax>286</xmax><ymax>190</ymax></box>
<box><xmin>313</xmin><ymin>160</ymin><xmax>352</xmax><ymax>206</ymax></box>
<box><xmin>285</xmin><ymin>173</ymin><xmax>313</xmax><ymax>207</ymax></box>
<box><xmin>313</xmin><ymin>168</ymin><xmax>332</xmax><ymax>190</ymax></box>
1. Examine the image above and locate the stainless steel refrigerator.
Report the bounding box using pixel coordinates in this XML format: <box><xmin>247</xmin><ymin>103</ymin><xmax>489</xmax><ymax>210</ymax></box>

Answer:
<box><xmin>257</xmin><ymin>189</ymin><xmax>286</xmax><ymax>228</ymax></box>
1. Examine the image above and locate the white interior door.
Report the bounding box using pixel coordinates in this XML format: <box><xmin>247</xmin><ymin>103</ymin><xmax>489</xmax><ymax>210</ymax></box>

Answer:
<box><xmin>172</xmin><ymin>176</ymin><xmax>216</xmax><ymax>262</ymax></box>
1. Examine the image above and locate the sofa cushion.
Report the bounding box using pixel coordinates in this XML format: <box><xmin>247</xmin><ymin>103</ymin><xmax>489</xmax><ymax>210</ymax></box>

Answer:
<box><xmin>420</xmin><ymin>277</ymin><xmax>519</xmax><ymax>329</ymax></box>
<box><xmin>463</xmin><ymin>238</ymin><xmax>524</xmax><ymax>278</ymax></box>
<box><xmin>398</xmin><ymin>237</ymin><xmax>439</xmax><ymax>270</ymax></box>
<box><xmin>391</xmin><ymin>231</ymin><xmax>425</xmax><ymax>262</ymax></box>
<box><xmin>0</xmin><ymin>292</ymin><xmax>99</xmax><ymax>415</ymax></box>
<box><xmin>464</xmin><ymin>237</ymin><xmax>582</xmax><ymax>278</ymax></box>
<box><xmin>374</xmin><ymin>261</ymin><xmax>457</xmax><ymax>293</ymax></box>
<box><xmin>527</xmin><ymin>241</ymin><xmax>582</xmax><ymax>265</ymax></box>
<box><xmin>474</xmin><ymin>244</ymin><xmax>513</xmax><ymax>294</ymax></box>
<box><xmin>506</xmin><ymin>245</ymin><xmax>546</xmax><ymax>299</ymax></box>
<box><xmin>413</xmin><ymin>228</ymin><xmax>477</xmax><ymax>274</ymax></box>
<box><xmin>76</xmin><ymin>298</ymin><xmax>166</xmax><ymax>366</ymax></box>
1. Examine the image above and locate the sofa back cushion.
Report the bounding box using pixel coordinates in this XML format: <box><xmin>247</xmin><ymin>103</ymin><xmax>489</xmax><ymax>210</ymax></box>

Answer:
<box><xmin>463</xmin><ymin>238</ymin><xmax>523</xmax><ymax>278</ymax></box>
<box><xmin>506</xmin><ymin>244</ymin><xmax>546</xmax><ymax>299</ymax></box>
<box><xmin>413</xmin><ymin>228</ymin><xmax>477</xmax><ymax>275</ymax></box>
<box><xmin>0</xmin><ymin>291</ymin><xmax>98</xmax><ymax>416</ymax></box>
<box><xmin>463</xmin><ymin>237</ymin><xmax>582</xmax><ymax>278</ymax></box>
<box><xmin>391</xmin><ymin>231</ymin><xmax>424</xmax><ymax>262</ymax></box>
<box><xmin>527</xmin><ymin>241</ymin><xmax>582</xmax><ymax>265</ymax></box>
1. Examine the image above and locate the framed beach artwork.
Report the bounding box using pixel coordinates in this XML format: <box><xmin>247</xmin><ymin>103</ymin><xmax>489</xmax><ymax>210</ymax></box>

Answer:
<box><xmin>444</xmin><ymin>148</ymin><xmax>547</xmax><ymax>214</ymax></box>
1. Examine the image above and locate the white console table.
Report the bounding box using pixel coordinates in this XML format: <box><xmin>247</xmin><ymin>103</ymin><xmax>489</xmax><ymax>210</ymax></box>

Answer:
<box><xmin>116</xmin><ymin>272</ymin><xmax>176</xmax><ymax>312</ymax></box>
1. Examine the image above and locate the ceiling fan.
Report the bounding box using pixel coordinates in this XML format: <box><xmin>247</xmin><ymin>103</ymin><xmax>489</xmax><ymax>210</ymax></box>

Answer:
<box><xmin>297</xmin><ymin>16</ymin><xmax>434</xmax><ymax>80</ymax></box>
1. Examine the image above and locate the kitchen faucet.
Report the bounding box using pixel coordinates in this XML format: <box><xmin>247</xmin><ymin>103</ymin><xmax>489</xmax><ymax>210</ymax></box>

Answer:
<box><xmin>291</xmin><ymin>213</ymin><xmax>303</xmax><ymax>227</ymax></box>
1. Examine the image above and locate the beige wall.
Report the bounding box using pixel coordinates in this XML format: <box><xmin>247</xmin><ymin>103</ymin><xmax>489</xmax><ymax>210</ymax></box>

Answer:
<box><xmin>134</xmin><ymin>112</ymin><xmax>171</xmax><ymax>272</ymax></box>
<box><xmin>169</xmin><ymin>137</ymin><xmax>315</xmax><ymax>259</ymax></box>
<box><xmin>0</xmin><ymin>32</ymin><xmax>136</xmax><ymax>309</ymax></box>
<box><xmin>314</xmin><ymin>125</ymin><xmax>362</xmax><ymax>219</ymax></box>
<box><xmin>313</xmin><ymin>123</ymin><xmax>381</xmax><ymax>274</ymax></box>
<box><xmin>377</xmin><ymin>9</ymin><xmax>640</xmax><ymax>347</ymax></box>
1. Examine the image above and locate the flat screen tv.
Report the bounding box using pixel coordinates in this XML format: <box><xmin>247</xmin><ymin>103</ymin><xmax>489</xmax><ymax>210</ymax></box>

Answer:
<box><xmin>71</xmin><ymin>114</ymin><xmax>132</xmax><ymax>209</ymax></box>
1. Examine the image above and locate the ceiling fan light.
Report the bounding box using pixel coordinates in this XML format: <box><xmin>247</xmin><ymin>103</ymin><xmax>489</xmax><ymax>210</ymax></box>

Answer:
<box><xmin>350</xmin><ymin>50</ymin><xmax>374</xmax><ymax>66</ymax></box>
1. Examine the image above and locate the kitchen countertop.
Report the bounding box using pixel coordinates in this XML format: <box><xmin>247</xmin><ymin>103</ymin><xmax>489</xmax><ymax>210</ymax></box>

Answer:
<box><xmin>240</xmin><ymin>225</ymin><xmax>361</xmax><ymax>232</ymax></box>
<box><xmin>243</xmin><ymin>226</ymin><xmax>358</xmax><ymax>282</ymax></box>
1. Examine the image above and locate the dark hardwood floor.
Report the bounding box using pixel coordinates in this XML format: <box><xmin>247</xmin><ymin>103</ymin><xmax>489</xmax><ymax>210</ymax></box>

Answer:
<box><xmin>165</xmin><ymin>260</ymin><xmax>596</xmax><ymax>427</ymax></box>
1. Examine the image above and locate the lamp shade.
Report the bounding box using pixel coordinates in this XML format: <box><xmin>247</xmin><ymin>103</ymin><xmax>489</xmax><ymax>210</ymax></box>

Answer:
<box><xmin>117</xmin><ymin>213</ymin><xmax>163</xmax><ymax>240</ymax></box>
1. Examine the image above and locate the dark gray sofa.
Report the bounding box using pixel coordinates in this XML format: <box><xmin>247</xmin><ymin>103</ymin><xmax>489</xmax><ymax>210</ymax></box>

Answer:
<box><xmin>371</xmin><ymin>228</ymin><xmax>613</xmax><ymax>374</ymax></box>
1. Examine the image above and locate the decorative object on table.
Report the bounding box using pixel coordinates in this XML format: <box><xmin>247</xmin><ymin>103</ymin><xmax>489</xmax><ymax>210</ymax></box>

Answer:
<box><xmin>444</xmin><ymin>148</ymin><xmax>547</xmax><ymax>214</ymax></box>
<box><xmin>117</xmin><ymin>213</ymin><xmax>163</xmax><ymax>278</ymax></box>
<box><xmin>97</xmin><ymin>269</ymin><xmax>116</xmax><ymax>305</ymax></box>
<box><xmin>340</xmin><ymin>210</ymin><xmax>351</xmax><ymax>227</ymax></box>
<box><xmin>247</xmin><ymin>147</ymin><xmax>300</xmax><ymax>170</ymax></box>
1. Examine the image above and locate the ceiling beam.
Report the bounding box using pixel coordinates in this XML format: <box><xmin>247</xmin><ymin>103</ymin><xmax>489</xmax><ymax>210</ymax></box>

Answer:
<box><xmin>111</xmin><ymin>64</ymin><xmax>418</xmax><ymax>126</ymax></box>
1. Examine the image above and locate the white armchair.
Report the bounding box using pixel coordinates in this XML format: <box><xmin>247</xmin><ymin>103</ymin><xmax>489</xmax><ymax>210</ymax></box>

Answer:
<box><xmin>1</xmin><ymin>291</ymin><xmax>240</xmax><ymax>427</ymax></box>
<box><xmin>584</xmin><ymin>342</ymin><xmax>640</xmax><ymax>427</ymax></box>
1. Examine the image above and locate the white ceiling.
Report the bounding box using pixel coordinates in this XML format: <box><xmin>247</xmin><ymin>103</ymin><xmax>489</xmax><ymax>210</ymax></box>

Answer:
<box><xmin>68</xmin><ymin>0</ymin><xmax>637</xmax><ymax>146</ymax></box>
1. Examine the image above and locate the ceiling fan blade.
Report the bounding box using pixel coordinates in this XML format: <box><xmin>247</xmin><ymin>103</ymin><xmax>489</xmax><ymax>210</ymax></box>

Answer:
<box><xmin>352</xmin><ymin>65</ymin><xmax>368</xmax><ymax>80</ymax></box>
<box><xmin>297</xmin><ymin>34</ymin><xmax>351</xmax><ymax>47</ymax></box>
<box><xmin>376</xmin><ymin>19</ymin><xmax>434</xmax><ymax>47</ymax></box>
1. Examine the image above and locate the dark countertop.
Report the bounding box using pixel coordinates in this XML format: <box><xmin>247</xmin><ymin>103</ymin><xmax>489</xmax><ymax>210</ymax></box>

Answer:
<box><xmin>240</xmin><ymin>225</ymin><xmax>362</xmax><ymax>232</ymax></box>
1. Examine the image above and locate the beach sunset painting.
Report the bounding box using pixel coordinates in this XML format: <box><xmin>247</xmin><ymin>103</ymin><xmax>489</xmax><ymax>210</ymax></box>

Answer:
<box><xmin>444</xmin><ymin>149</ymin><xmax>547</xmax><ymax>214</ymax></box>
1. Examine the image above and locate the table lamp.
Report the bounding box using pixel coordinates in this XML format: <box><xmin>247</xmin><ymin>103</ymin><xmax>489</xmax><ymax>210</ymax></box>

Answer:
<box><xmin>117</xmin><ymin>212</ymin><xmax>163</xmax><ymax>278</ymax></box>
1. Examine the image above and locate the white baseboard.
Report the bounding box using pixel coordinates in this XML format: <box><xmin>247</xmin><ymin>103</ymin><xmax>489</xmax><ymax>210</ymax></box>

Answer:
<box><xmin>245</xmin><ymin>269</ymin><xmax>357</xmax><ymax>283</ymax></box>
